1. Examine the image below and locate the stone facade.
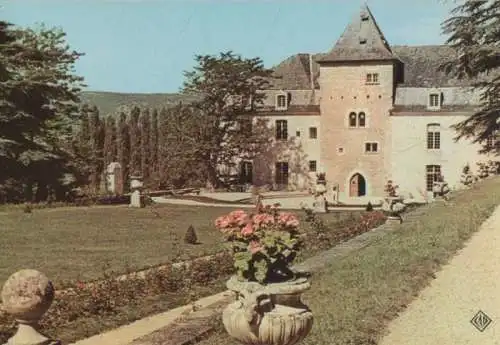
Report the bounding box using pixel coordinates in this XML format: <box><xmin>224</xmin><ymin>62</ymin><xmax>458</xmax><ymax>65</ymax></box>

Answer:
<box><xmin>238</xmin><ymin>4</ymin><xmax>495</xmax><ymax>199</ymax></box>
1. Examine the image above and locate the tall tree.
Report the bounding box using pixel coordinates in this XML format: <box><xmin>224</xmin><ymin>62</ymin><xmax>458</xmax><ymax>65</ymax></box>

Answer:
<box><xmin>116</xmin><ymin>112</ymin><xmax>130</xmax><ymax>191</ymax></box>
<box><xmin>139</xmin><ymin>108</ymin><xmax>151</xmax><ymax>182</ymax></box>
<box><xmin>0</xmin><ymin>22</ymin><xmax>85</xmax><ymax>201</ymax></box>
<box><xmin>88</xmin><ymin>105</ymin><xmax>104</xmax><ymax>194</ymax></box>
<box><xmin>103</xmin><ymin>115</ymin><xmax>117</xmax><ymax>168</ymax></box>
<box><xmin>440</xmin><ymin>0</ymin><xmax>500</xmax><ymax>154</ymax></box>
<box><xmin>149</xmin><ymin>108</ymin><xmax>159</xmax><ymax>188</ymax></box>
<box><xmin>182</xmin><ymin>51</ymin><xmax>274</xmax><ymax>188</ymax></box>
<box><xmin>158</xmin><ymin>103</ymin><xmax>206</xmax><ymax>189</ymax></box>
<box><xmin>129</xmin><ymin>106</ymin><xmax>141</xmax><ymax>175</ymax></box>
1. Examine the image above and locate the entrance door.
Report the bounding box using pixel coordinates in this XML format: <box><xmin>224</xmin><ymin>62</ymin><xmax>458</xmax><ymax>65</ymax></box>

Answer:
<box><xmin>349</xmin><ymin>173</ymin><xmax>367</xmax><ymax>197</ymax></box>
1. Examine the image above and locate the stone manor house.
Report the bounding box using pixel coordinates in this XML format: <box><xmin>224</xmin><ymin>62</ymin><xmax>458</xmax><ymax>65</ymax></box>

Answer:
<box><xmin>229</xmin><ymin>4</ymin><xmax>496</xmax><ymax>202</ymax></box>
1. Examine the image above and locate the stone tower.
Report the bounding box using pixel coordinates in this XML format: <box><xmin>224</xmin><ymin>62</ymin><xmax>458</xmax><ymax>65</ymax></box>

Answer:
<box><xmin>317</xmin><ymin>4</ymin><xmax>402</xmax><ymax>198</ymax></box>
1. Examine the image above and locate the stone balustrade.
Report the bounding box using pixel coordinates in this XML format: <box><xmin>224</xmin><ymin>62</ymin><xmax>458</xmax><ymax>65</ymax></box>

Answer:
<box><xmin>1</xmin><ymin>269</ymin><xmax>60</xmax><ymax>345</ymax></box>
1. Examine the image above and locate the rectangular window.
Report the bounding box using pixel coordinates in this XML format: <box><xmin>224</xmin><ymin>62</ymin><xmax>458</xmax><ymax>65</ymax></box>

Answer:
<box><xmin>427</xmin><ymin>132</ymin><xmax>441</xmax><ymax>149</ymax></box>
<box><xmin>429</xmin><ymin>93</ymin><xmax>440</xmax><ymax>107</ymax></box>
<box><xmin>308</xmin><ymin>160</ymin><xmax>317</xmax><ymax>172</ymax></box>
<box><xmin>275</xmin><ymin>120</ymin><xmax>288</xmax><ymax>140</ymax></box>
<box><xmin>427</xmin><ymin>124</ymin><xmax>441</xmax><ymax>149</ymax></box>
<box><xmin>486</xmin><ymin>131</ymin><xmax>498</xmax><ymax>150</ymax></box>
<box><xmin>309</xmin><ymin>127</ymin><xmax>317</xmax><ymax>139</ymax></box>
<box><xmin>426</xmin><ymin>165</ymin><xmax>441</xmax><ymax>191</ymax></box>
<box><xmin>276</xmin><ymin>94</ymin><xmax>287</xmax><ymax>109</ymax></box>
<box><xmin>295</xmin><ymin>130</ymin><xmax>300</xmax><ymax>137</ymax></box>
<box><xmin>366</xmin><ymin>73</ymin><xmax>379</xmax><ymax>84</ymax></box>
<box><xmin>275</xmin><ymin>162</ymin><xmax>289</xmax><ymax>185</ymax></box>
<box><xmin>365</xmin><ymin>142</ymin><xmax>378</xmax><ymax>153</ymax></box>
<box><xmin>239</xmin><ymin>161</ymin><xmax>253</xmax><ymax>184</ymax></box>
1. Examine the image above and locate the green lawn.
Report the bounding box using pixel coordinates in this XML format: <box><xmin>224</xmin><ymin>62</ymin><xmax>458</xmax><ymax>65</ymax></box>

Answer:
<box><xmin>0</xmin><ymin>203</ymin><xmax>360</xmax><ymax>285</ymax></box>
<box><xmin>197</xmin><ymin>177</ymin><xmax>500</xmax><ymax>345</ymax></box>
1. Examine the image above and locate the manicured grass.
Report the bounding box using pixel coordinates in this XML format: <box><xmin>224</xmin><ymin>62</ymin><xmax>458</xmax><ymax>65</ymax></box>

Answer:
<box><xmin>197</xmin><ymin>177</ymin><xmax>500</xmax><ymax>345</ymax></box>
<box><xmin>0</xmin><ymin>203</ymin><xmax>360</xmax><ymax>285</ymax></box>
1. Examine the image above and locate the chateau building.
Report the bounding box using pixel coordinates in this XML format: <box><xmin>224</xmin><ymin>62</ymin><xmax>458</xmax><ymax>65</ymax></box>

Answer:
<box><xmin>239</xmin><ymin>4</ymin><xmax>495</xmax><ymax>202</ymax></box>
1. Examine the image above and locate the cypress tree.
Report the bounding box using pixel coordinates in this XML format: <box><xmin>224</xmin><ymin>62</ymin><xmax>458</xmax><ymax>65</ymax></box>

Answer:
<box><xmin>149</xmin><ymin>108</ymin><xmax>159</xmax><ymax>188</ymax></box>
<box><xmin>140</xmin><ymin>108</ymin><xmax>151</xmax><ymax>183</ymax></box>
<box><xmin>103</xmin><ymin>115</ymin><xmax>117</xmax><ymax>168</ymax></box>
<box><xmin>117</xmin><ymin>112</ymin><xmax>130</xmax><ymax>191</ymax></box>
<box><xmin>129</xmin><ymin>106</ymin><xmax>141</xmax><ymax>175</ymax></box>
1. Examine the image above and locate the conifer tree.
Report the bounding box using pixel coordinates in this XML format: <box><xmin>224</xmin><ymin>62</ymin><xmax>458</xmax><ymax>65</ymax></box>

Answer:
<box><xmin>140</xmin><ymin>108</ymin><xmax>151</xmax><ymax>183</ymax></box>
<box><xmin>149</xmin><ymin>108</ymin><xmax>159</xmax><ymax>188</ymax></box>
<box><xmin>129</xmin><ymin>106</ymin><xmax>141</xmax><ymax>175</ymax></box>
<box><xmin>116</xmin><ymin>112</ymin><xmax>130</xmax><ymax>190</ymax></box>
<box><xmin>103</xmin><ymin>115</ymin><xmax>117</xmax><ymax>168</ymax></box>
<box><xmin>440</xmin><ymin>0</ymin><xmax>500</xmax><ymax>153</ymax></box>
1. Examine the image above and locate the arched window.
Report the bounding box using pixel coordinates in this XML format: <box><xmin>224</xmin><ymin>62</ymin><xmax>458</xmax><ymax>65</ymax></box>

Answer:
<box><xmin>358</xmin><ymin>112</ymin><xmax>366</xmax><ymax>127</ymax></box>
<box><xmin>427</xmin><ymin>123</ymin><xmax>441</xmax><ymax>149</ymax></box>
<box><xmin>349</xmin><ymin>112</ymin><xmax>357</xmax><ymax>127</ymax></box>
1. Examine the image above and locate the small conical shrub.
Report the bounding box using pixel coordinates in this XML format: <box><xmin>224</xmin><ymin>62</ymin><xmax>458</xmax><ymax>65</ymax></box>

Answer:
<box><xmin>23</xmin><ymin>203</ymin><xmax>32</xmax><ymax>214</ymax></box>
<box><xmin>184</xmin><ymin>225</ymin><xmax>198</xmax><ymax>244</ymax></box>
<box><xmin>366</xmin><ymin>202</ymin><xmax>373</xmax><ymax>212</ymax></box>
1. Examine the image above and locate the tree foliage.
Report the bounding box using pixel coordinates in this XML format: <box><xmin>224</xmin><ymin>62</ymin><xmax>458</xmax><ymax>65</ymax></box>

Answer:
<box><xmin>440</xmin><ymin>0</ymin><xmax>500</xmax><ymax>153</ymax></box>
<box><xmin>0</xmin><ymin>21</ymin><xmax>85</xmax><ymax>201</ymax></box>
<box><xmin>182</xmin><ymin>51</ymin><xmax>274</xmax><ymax>187</ymax></box>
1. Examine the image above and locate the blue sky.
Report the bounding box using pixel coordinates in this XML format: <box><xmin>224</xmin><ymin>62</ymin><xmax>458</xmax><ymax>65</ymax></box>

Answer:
<box><xmin>3</xmin><ymin>0</ymin><xmax>456</xmax><ymax>94</ymax></box>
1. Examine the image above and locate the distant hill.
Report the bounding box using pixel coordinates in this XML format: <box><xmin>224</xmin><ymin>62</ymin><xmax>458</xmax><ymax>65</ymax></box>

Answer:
<box><xmin>80</xmin><ymin>91</ymin><xmax>197</xmax><ymax>116</ymax></box>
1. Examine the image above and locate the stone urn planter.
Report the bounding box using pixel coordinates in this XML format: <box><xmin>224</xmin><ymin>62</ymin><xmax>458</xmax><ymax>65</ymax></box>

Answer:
<box><xmin>382</xmin><ymin>196</ymin><xmax>406</xmax><ymax>224</ymax></box>
<box><xmin>215</xmin><ymin>206</ymin><xmax>313</xmax><ymax>345</ymax></box>
<box><xmin>223</xmin><ymin>274</ymin><xmax>313</xmax><ymax>345</ymax></box>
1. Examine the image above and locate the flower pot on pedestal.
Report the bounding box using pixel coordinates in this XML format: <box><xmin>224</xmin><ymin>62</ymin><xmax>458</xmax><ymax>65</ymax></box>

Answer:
<box><xmin>214</xmin><ymin>205</ymin><xmax>313</xmax><ymax>345</ymax></box>
<box><xmin>222</xmin><ymin>275</ymin><xmax>313</xmax><ymax>345</ymax></box>
<box><xmin>382</xmin><ymin>196</ymin><xmax>405</xmax><ymax>225</ymax></box>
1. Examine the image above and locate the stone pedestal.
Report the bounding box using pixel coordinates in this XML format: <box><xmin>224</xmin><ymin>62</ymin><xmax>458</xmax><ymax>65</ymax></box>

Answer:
<box><xmin>313</xmin><ymin>196</ymin><xmax>326</xmax><ymax>213</ymax></box>
<box><xmin>129</xmin><ymin>176</ymin><xmax>144</xmax><ymax>208</ymax></box>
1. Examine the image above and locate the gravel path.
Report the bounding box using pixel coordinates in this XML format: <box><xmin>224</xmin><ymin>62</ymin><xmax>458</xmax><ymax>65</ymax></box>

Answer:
<box><xmin>379</xmin><ymin>204</ymin><xmax>500</xmax><ymax>345</ymax></box>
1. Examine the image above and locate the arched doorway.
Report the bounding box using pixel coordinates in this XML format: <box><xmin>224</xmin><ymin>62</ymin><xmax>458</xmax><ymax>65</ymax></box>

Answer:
<box><xmin>349</xmin><ymin>173</ymin><xmax>366</xmax><ymax>197</ymax></box>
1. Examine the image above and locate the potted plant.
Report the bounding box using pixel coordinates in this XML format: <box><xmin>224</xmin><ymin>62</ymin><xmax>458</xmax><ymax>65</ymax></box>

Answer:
<box><xmin>215</xmin><ymin>204</ymin><xmax>313</xmax><ymax>345</ymax></box>
<box><xmin>460</xmin><ymin>164</ymin><xmax>474</xmax><ymax>188</ymax></box>
<box><xmin>432</xmin><ymin>175</ymin><xmax>450</xmax><ymax>201</ymax></box>
<box><xmin>382</xmin><ymin>180</ymin><xmax>406</xmax><ymax>224</ymax></box>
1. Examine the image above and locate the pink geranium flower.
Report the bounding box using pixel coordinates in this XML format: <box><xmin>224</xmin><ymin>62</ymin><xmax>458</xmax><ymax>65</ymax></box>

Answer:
<box><xmin>252</xmin><ymin>213</ymin><xmax>275</xmax><ymax>227</ymax></box>
<box><xmin>278</xmin><ymin>212</ymin><xmax>299</xmax><ymax>228</ymax></box>
<box><xmin>249</xmin><ymin>240</ymin><xmax>262</xmax><ymax>254</ymax></box>
<box><xmin>241</xmin><ymin>223</ymin><xmax>254</xmax><ymax>236</ymax></box>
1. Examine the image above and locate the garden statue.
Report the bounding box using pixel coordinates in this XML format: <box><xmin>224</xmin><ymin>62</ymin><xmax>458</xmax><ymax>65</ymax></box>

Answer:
<box><xmin>381</xmin><ymin>180</ymin><xmax>406</xmax><ymax>224</ymax></box>
<box><xmin>460</xmin><ymin>164</ymin><xmax>474</xmax><ymax>188</ymax></box>
<box><xmin>432</xmin><ymin>174</ymin><xmax>450</xmax><ymax>201</ymax></box>
<box><xmin>216</xmin><ymin>206</ymin><xmax>313</xmax><ymax>345</ymax></box>
<box><xmin>313</xmin><ymin>172</ymin><xmax>327</xmax><ymax>213</ymax></box>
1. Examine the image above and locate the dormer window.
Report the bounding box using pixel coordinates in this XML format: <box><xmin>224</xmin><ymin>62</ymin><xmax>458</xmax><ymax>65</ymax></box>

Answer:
<box><xmin>366</xmin><ymin>73</ymin><xmax>379</xmax><ymax>85</ymax></box>
<box><xmin>428</xmin><ymin>92</ymin><xmax>442</xmax><ymax>110</ymax></box>
<box><xmin>275</xmin><ymin>92</ymin><xmax>288</xmax><ymax>111</ymax></box>
<box><xmin>359</xmin><ymin>37</ymin><xmax>367</xmax><ymax>44</ymax></box>
<box><xmin>361</xmin><ymin>13</ymin><xmax>369</xmax><ymax>21</ymax></box>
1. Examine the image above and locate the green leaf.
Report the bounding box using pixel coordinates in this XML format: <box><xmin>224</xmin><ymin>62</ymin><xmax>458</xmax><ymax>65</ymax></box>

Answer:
<box><xmin>254</xmin><ymin>259</ymin><xmax>268</xmax><ymax>283</ymax></box>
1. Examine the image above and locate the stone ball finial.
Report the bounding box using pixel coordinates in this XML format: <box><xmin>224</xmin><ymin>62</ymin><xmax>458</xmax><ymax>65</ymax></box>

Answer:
<box><xmin>1</xmin><ymin>269</ymin><xmax>54</xmax><ymax>324</ymax></box>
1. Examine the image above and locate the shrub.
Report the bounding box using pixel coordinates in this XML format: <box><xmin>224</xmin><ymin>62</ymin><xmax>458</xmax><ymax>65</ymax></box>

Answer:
<box><xmin>23</xmin><ymin>203</ymin><xmax>32</xmax><ymax>213</ymax></box>
<box><xmin>366</xmin><ymin>202</ymin><xmax>373</xmax><ymax>212</ymax></box>
<box><xmin>184</xmin><ymin>225</ymin><xmax>198</xmax><ymax>244</ymax></box>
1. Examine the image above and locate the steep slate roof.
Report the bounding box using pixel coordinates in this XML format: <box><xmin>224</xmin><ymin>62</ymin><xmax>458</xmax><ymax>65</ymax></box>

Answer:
<box><xmin>391</xmin><ymin>45</ymin><xmax>473</xmax><ymax>87</ymax></box>
<box><xmin>318</xmin><ymin>4</ymin><xmax>396</xmax><ymax>63</ymax></box>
